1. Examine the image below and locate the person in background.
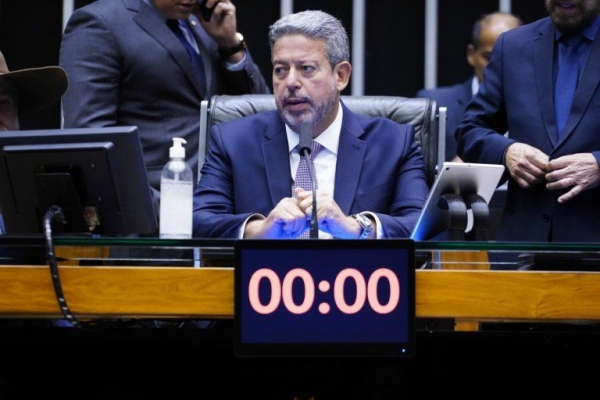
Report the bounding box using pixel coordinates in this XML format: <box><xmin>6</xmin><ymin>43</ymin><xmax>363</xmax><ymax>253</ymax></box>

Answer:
<box><xmin>455</xmin><ymin>0</ymin><xmax>600</xmax><ymax>243</ymax></box>
<box><xmin>59</xmin><ymin>0</ymin><xmax>270</xmax><ymax>192</ymax></box>
<box><xmin>0</xmin><ymin>50</ymin><xmax>68</xmax><ymax>235</ymax></box>
<box><xmin>193</xmin><ymin>10</ymin><xmax>429</xmax><ymax>239</ymax></box>
<box><xmin>417</xmin><ymin>12</ymin><xmax>521</xmax><ymax>162</ymax></box>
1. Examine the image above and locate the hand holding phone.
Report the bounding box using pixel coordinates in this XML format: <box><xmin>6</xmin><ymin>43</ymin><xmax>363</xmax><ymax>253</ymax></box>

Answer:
<box><xmin>198</xmin><ymin>0</ymin><xmax>218</xmax><ymax>21</ymax></box>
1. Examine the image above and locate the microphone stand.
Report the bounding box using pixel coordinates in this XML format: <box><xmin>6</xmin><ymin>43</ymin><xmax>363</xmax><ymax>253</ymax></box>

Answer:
<box><xmin>304</xmin><ymin>151</ymin><xmax>319</xmax><ymax>239</ymax></box>
<box><xmin>298</xmin><ymin>124</ymin><xmax>319</xmax><ymax>239</ymax></box>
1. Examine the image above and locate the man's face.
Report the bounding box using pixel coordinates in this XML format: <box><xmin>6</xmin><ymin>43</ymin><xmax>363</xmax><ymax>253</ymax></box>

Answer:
<box><xmin>0</xmin><ymin>79</ymin><xmax>19</xmax><ymax>131</ymax></box>
<box><xmin>545</xmin><ymin>0</ymin><xmax>600</xmax><ymax>33</ymax></box>
<box><xmin>272</xmin><ymin>34</ymin><xmax>350</xmax><ymax>135</ymax></box>
<box><xmin>151</xmin><ymin>0</ymin><xmax>195</xmax><ymax>19</ymax></box>
<box><xmin>467</xmin><ymin>15</ymin><xmax>521</xmax><ymax>83</ymax></box>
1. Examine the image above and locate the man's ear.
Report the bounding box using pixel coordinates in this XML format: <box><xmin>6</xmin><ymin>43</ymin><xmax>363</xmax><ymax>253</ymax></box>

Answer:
<box><xmin>466</xmin><ymin>44</ymin><xmax>476</xmax><ymax>67</ymax></box>
<box><xmin>334</xmin><ymin>61</ymin><xmax>352</xmax><ymax>92</ymax></box>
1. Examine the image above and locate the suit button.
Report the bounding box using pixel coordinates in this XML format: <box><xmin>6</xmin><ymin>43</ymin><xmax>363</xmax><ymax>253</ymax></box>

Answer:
<box><xmin>542</xmin><ymin>213</ymin><xmax>550</xmax><ymax>222</ymax></box>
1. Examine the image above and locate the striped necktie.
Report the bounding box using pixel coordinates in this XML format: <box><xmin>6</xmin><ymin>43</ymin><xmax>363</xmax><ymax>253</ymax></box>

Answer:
<box><xmin>166</xmin><ymin>19</ymin><xmax>207</xmax><ymax>96</ymax></box>
<box><xmin>293</xmin><ymin>141</ymin><xmax>323</xmax><ymax>238</ymax></box>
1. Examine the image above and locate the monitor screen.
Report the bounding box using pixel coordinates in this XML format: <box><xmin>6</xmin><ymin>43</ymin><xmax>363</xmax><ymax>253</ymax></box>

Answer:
<box><xmin>0</xmin><ymin>126</ymin><xmax>157</xmax><ymax>236</ymax></box>
<box><xmin>234</xmin><ymin>239</ymin><xmax>416</xmax><ymax>357</ymax></box>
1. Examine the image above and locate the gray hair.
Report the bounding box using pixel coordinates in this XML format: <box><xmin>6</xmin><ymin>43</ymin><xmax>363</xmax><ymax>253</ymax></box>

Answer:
<box><xmin>268</xmin><ymin>10</ymin><xmax>350</xmax><ymax>69</ymax></box>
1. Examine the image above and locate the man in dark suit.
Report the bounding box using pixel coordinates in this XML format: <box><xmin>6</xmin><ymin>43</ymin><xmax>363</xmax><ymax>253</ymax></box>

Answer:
<box><xmin>417</xmin><ymin>12</ymin><xmax>521</xmax><ymax>161</ymax></box>
<box><xmin>456</xmin><ymin>0</ymin><xmax>600</xmax><ymax>242</ymax></box>
<box><xmin>193</xmin><ymin>10</ymin><xmax>429</xmax><ymax>239</ymax></box>
<box><xmin>59</xmin><ymin>0</ymin><xmax>270</xmax><ymax>190</ymax></box>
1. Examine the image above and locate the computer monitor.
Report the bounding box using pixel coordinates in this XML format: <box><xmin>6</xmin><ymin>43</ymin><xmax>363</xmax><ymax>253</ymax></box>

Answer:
<box><xmin>0</xmin><ymin>126</ymin><xmax>157</xmax><ymax>236</ymax></box>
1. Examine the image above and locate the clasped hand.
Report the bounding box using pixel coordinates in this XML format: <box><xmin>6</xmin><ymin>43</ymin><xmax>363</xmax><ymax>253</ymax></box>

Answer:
<box><xmin>505</xmin><ymin>143</ymin><xmax>600</xmax><ymax>203</ymax></box>
<box><xmin>244</xmin><ymin>188</ymin><xmax>360</xmax><ymax>239</ymax></box>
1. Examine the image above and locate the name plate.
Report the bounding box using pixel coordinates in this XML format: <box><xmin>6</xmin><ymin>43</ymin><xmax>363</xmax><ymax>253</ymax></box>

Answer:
<box><xmin>234</xmin><ymin>239</ymin><xmax>416</xmax><ymax>357</ymax></box>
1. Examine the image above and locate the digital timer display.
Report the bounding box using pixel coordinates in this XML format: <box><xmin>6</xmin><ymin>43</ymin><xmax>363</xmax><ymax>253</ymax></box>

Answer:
<box><xmin>234</xmin><ymin>239</ymin><xmax>416</xmax><ymax>358</ymax></box>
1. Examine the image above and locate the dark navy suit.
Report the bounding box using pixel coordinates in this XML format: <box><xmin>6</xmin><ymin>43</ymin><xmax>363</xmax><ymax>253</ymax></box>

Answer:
<box><xmin>456</xmin><ymin>17</ymin><xmax>600</xmax><ymax>242</ymax></box>
<box><xmin>193</xmin><ymin>102</ymin><xmax>429</xmax><ymax>238</ymax></box>
<box><xmin>417</xmin><ymin>78</ymin><xmax>472</xmax><ymax>161</ymax></box>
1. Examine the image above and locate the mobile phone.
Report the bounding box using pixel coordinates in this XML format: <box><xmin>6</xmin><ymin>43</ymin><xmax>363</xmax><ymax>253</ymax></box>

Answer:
<box><xmin>198</xmin><ymin>0</ymin><xmax>217</xmax><ymax>21</ymax></box>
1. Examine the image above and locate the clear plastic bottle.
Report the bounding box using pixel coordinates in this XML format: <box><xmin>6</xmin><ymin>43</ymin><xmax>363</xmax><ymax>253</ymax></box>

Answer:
<box><xmin>159</xmin><ymin>137</ymin><xmax>193</xmax><ymax>238</ymax></box>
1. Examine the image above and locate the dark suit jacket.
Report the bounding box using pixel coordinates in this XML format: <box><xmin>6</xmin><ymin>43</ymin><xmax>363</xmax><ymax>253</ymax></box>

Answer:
<box><xmin>417</xmin><ymin>78</ymin><xmax>472</xmax><ymax>161</ymax></box>
<box><xmin>59</xmin><ymin>0</ymin><xmax>270</xmax><ymax>189</ymax></box>
<box><xmin>456</xmin><ymin>17</ymin><xmax>600</xmax><ymax>242</ymax></box>
<box><xmin>193</xmin><ymin>102</ymin><xmax>429</xmax><ymax>238</ymax></box>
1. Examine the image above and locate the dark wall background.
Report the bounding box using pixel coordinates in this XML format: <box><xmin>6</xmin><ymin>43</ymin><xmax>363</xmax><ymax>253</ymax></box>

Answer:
<box><xmin>0</xmin><ymin>0</ymin><xmax>63</xmax><ymax>130</ymax></box>
<box><xmin>0</xmin><ymin>0</ymin><xmax>548</xmax><ymax>129</ymax></box>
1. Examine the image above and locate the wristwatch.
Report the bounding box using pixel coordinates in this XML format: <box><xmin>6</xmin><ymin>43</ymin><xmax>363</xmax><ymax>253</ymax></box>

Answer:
<box><xmin>218</xmin><ymin>32</ymin><xmax>247</xmax><ymax>58</ymax></box>
<box><xmin>351</xmin><ymin>213</ymin><xmax>373</xmax><ymax>239</ymax></box>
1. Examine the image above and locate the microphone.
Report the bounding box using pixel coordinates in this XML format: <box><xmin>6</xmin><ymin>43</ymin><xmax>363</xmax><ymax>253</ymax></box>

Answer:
<box><xmin>299</xmin><ymin>124</ymin><xmax>319</xmax><ymax>239</ymax></box>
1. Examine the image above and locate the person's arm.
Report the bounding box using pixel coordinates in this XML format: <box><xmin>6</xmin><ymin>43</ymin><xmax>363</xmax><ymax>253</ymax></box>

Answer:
<box><xmin>193</xmin><ymin>0</ymin><xmax>270</xmax><ymax>94</ymax></box>
<box><xmin>193</xmin><ymin>124</ymin><xmax>257</xmax><ymax>238</ymax></box>
<box><xmin>370</xmin><ymin>128</ymin><xmax>429</xmax><ymax>238</ymax></box>
<box><xmin>221</xmin><ymin>49</ymin><xmax>270</xmax><ymax>94</ymax></box>
<box><xmin>59</xmin><ymin>8</ymin><xmax>121</xmax><ymax>127</ymax></box>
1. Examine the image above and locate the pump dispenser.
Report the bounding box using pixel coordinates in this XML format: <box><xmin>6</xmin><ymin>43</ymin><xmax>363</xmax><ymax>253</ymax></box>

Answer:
<box><xmin>159</xmin><ymin>137</ymin><xmax>193</xmax><ymax>238</ymax></box>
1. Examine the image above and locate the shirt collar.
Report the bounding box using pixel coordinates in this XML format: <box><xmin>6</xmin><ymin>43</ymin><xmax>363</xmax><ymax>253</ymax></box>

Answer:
<box><xmin>287</xmin><ymin>102</ymin><xmax>343</xmax><ymax>155</ymax></box>
<box><xmin>471</xmin><ymin>75</ymin><xmax>479</xmax><ymax>96</ymax></box>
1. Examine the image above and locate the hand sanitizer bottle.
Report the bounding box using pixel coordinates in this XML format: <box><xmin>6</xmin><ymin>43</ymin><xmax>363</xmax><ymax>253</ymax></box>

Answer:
<box><xmin>159</xmin><ymin>137</ymin><xmax>193</xmax><ymax>238</ymax></box>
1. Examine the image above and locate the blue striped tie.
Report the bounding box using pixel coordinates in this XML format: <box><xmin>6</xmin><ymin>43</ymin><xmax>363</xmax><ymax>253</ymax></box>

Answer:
<box><xmin>167</xmin><ymin>19</ymin><xmax>207</xmax><ymax>96</ymax></box>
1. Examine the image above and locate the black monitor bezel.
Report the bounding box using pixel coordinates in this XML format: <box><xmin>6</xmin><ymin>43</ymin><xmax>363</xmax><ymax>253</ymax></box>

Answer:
<box><xmin>0</xmin><ymin>126</ymin><xmax>157</xmax><ymax>236</ymax></box>
<box><xmin>234</xmin><ymin>239</ymin><xmax>416</xmax><ymax>358</ymax></box>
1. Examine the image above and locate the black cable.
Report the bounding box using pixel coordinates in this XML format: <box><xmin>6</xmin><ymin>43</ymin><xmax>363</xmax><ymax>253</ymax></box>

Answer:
<box><xmin>43</xmin><ymin>206</ymin><xmax>205</xmax><ymax>330</ymax></box>
<box><xmin>44</xmin><ymin>205</ymin><xmax>96</xmax><ymax>330</ymax></box>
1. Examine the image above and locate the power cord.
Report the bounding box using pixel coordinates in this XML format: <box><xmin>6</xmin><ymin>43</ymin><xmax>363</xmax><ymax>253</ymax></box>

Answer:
<box><xmin>44</xmin><ymin>205</ymin><xmax>100</xmax><ymax>330</ymax></box>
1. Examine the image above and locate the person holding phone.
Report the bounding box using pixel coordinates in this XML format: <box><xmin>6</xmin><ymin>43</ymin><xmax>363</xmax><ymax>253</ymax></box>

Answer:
<box><xmin>60</xmin><ymin>0</ymin><xmax>270</xmax><ymax>193</ymax></box>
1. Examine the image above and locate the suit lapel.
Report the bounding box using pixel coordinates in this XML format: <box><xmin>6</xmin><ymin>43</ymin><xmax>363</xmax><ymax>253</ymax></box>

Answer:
<box><xmin>533</xmin><ymin>20</ymin><xmax>558</xmax><ymax>145</ymax></box>
<box><xmin>132</xmin><ymin>1</ymin><xmax>205</xmax><ymax>97</ymax></box>
<box><xmin>334</xmin><ymin>104</ymin><xmax>366</xmax><ymax>215</ymax></box>
<box><xmin>561</xmin><ymin>29</ymin><xmax>600</xmax><ymax>143</ymax></box>
<box><xmin>262</xmin><ymin>114</ymin><xmax>294</xmax><ymax>206</ymax></box>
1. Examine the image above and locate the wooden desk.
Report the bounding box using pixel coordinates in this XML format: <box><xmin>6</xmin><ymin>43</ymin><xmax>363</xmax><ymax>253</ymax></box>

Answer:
<box><xmin>2</xmin><ymin>265</ymin><xmax>600</xmax><ymax>327</ymax></box>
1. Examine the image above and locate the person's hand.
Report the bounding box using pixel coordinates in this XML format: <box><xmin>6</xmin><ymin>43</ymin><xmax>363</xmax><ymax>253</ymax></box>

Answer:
<box><xmin>243</xmin><ymin>197</ymin><xmax>309</xmax><ymax>238</ymax></box>
<box><xmin>295</xmin><ymin>188</ymin><xmax>367</xmax><ymax>238</ymax></box>
<box><xmin>504</xmin><ymin>142</ymin><xmax>549</xmax><ymax>188</ymax></box>
<box><xmin>194</xmin><ymin>0</ymin><xmax>238</xmax><ymax>48</ymax></box>
<box><xmin>545</xmin><ymin>153</ymin><xmax>600</xmax><ymax>204</ymax></box>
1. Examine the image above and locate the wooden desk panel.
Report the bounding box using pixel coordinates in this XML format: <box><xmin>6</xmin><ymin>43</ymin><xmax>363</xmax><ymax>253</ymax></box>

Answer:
<box><xmin>0</xmin><ymin>265</ymin><xmax>233</xmax><ymax>318</ymax></box>
<box><xmin>2</xmin><ymin>265</ymin><xmax>600</xmax><ymax>322</ymax></box>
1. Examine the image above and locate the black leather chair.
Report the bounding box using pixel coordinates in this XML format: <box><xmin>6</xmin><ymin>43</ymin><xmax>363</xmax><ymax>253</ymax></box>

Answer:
<box><xmin>198</xmin><ymin>94</ymin><xmax>443</xmax><ymax>187</ymax></box>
